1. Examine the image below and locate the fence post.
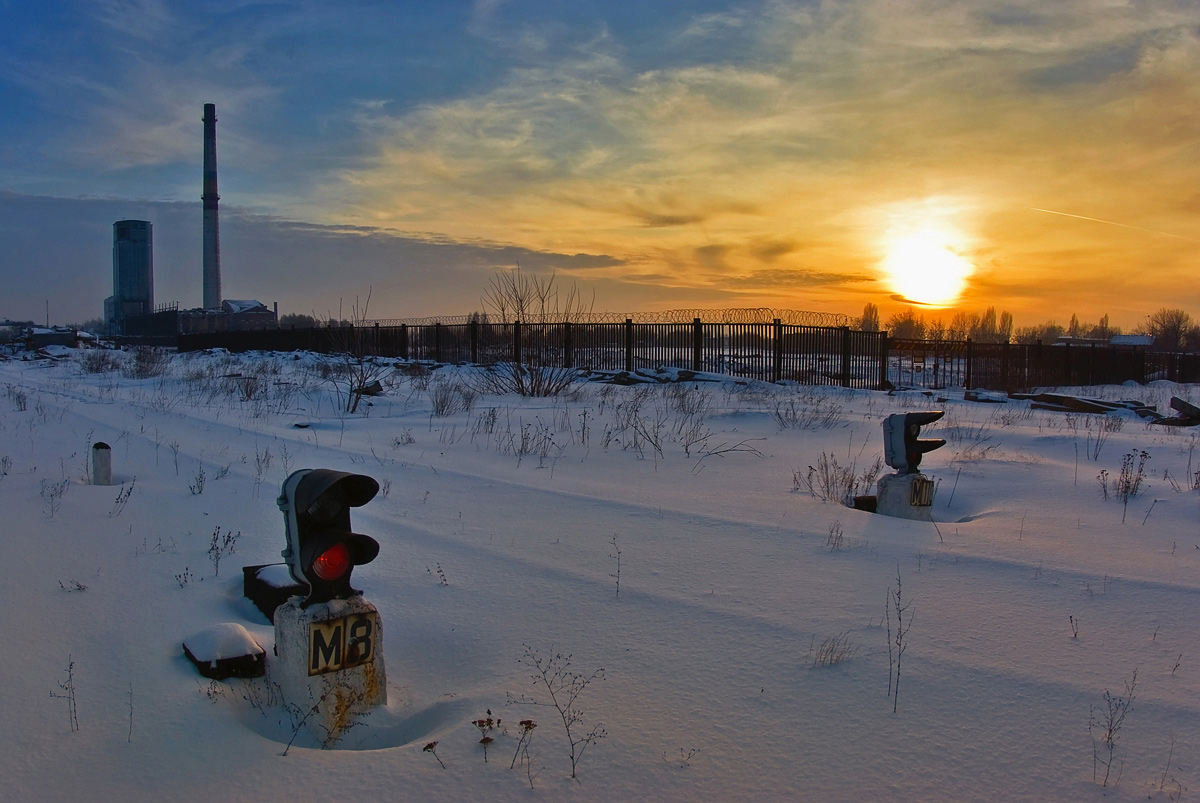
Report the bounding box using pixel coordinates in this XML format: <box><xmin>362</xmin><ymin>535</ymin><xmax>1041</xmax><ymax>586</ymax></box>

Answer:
<box><xmin>693</xmin><ymin>318</ymin><xmax>702</xmax><ymax>372</ymax></box>
<box><xmin>564</xmin><ymin>321</ymin><xmax>573</xmax><ymax>369</ymax></box>
<box><xmin>840</xmin><ymin>326</ymin><xmax>851</xmax><ymax>387</ymax></box>
<box><xmin>1001</xmin><ymin>341</ymin><xmax>1010</xmax><ymax>392</ymax></box>
<box><xmin>470</xmin><ymin>319</ymin><xmax>478</xmax><ymax>364</ymax></box>
<box><xmin>772</xmin><ymin>319</ymin><xmax>783</xmax><ymax>382</ymax></box>
<box><xmin>400</xmin><ymin>324</ymin><xmax>408</xmax><ymax>360</ymax></box>
<box><xmin>514</xmin><ymin>321</ymin><xmax>522</xmax><ymax>365</ymax></box>
<box><xmin>625</xmin><ymin>318</ymin><xmax>633</xmax><ymax>372</ymax></box>
<box><xmin>965</xmin><ymin>338</ymin><xmax>973</xmax><ymax>389</ymax></box>
<box><xmin>878</xmin><ymin>332</ymin><xmax>889</xmax><ymax>389</ymax></box>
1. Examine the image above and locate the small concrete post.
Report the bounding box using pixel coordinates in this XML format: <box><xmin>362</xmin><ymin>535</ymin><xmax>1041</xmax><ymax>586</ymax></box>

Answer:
<box><xmin>272</xmin><ymin>596</ymin><xmax>386</xmax><ymax>739</ymax></box>
<box><xmin>92</xmin><ymin>442</ymin><xmax>112</xmax><ymax>486</ymax></box>
<box><xmin>875</xmin><ymin>473</ymin><xmax>936</xmax><ymax>522</ymax></box>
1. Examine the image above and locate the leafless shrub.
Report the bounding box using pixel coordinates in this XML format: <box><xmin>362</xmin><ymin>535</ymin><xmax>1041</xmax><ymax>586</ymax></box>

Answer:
<box><xmin>207</xmin><ymin>526</ymin><xmax>240</xmax><ymax>577</ymax></box>
<box><xmin>50</xmin><ymin>655</ymin><xmax>79</xmax><ymax>732</ymax></box>
<box><xmin>772</xmin><ymin>398</ymin><xmax>844</xmax><ymax>430</ymax></box>
<box><xmin>887</xmin><ymin>567</ymin><xmax>913</xmax><ymax>715</ymax></box>
<box><xmin>41</xmin><ymin>477</ymin><xmax>70</xmax><ymax>517</ymax></box>
<box><xmin>429</xmin><ymin>376</ymin><xmax>476</xmax><ymax>416</ymax></box>
<box><xmin>797</xmin><ymin>451</ymin><xmax>864</xmax><ymax>505</ymax></box>
<box><xmin>471</xmin><ymin>362</ymin><xmax>584</xmax><ymax>398</ymax></box>
<box><xmin>472</xmin><ymin>711</ymin><xmax>499</xmax><ymax>763</ymax></box>
<box><xmin>78</xmin><ymin>350</ymin><xmax>122</xmax><ymax>374</ymax></box>
<box><xmin>508</xmin><ymin>645</ymin><xmax>606</xmax><ymax>781</ymax></box>
<box><xmin>122</xmin><ymin>346</ymin><xmax>170</xmax><ymax>379</ymax></box>
<box><xmin>1115</xmin><ymin>450</ymin><xmax>1150</xmax><ymax>523</ymax></box>
<box><xmin>281</xmin><ymin>676</ymin><xmax>373</xmax><ymax>754</ymax></box>
<box><xmin>422</xmin><ymin>741</ymin><xmax>446</xmax><ymax>769</ymax></box>
<box><xmin>665</xmin><ymin>384</ymin><xmax>713</xmax><ymax>418</ymax></box>
<box><xmin>1085</xmin><ymin>415</ymin><xmax>1123</xmax><ymax>461</ymax></box>
<box><xmin>321</xmin><ymin>290</ymin><xmax>396</xmax><ymax>413</ymax></box>
<box><xmin>109</xmin><ymin>480</ymin><xmax>135</xmax><ymax>517</ymax></box>
<box><xmin>826</xmin><ymin>520</ymin><xmax>844</xmax><ymax>551</ymax></box>
<box><xmin>6</xmin><ymin>383</ymin><xmax>28</xmax><ymax>411</ymax></box>
<box><xmin>1090</xmin><ymin>668</ymin><xmax>1137</xmax><ymax>787</ymax></box>
<box><xmin>189</xmin><ymin>465</ymin><xmax>206</xmax><ymax>495</ymax></box>
<box><xmin>810</xmin><ymin>631</ymin><xmax>860</xmax><ymax>668</ymax></box>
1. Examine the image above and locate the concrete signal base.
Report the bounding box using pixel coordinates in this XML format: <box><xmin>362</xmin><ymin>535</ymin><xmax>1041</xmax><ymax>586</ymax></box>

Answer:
<box><xmin>272</xmin><ymin>596</ymin><xmax>386</xmax><ymax>740</ymax></box>
<box><xmin>875</xmin><ymin>473</ymin><xmax>937</xmax><ymax>522</ymax></box>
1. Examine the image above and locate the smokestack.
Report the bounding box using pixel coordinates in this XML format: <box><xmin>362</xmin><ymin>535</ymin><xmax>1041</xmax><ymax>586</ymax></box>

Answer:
<box><xmin>202</xmin><ymin>103</ymin><xmax>222</xmax><ymax>310</ymax></box>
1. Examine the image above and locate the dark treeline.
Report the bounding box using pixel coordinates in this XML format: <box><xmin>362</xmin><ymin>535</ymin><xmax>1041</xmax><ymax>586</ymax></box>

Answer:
<box><xmin>859</xmin><ymin>303</ymin><xmax>1200</xmax><ymax>351</ymax></box>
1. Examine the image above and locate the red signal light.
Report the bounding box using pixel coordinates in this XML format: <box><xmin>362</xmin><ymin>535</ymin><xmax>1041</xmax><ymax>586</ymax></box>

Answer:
<box><xmin>312</xmin><ymin>542</ymin><xmax>352</xmax><ymax>581</ymax></box>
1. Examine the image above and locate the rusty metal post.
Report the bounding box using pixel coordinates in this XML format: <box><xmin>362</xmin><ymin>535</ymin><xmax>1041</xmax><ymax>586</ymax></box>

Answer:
<box><xmin>563</xmin><ymin>321</ymin><xmax>573</xmax><ymax>369</ymax></box>
<box><xmin>625</xmin><ymin>318</ymin><xmax>633</xmax><ymax>372</ymax></box>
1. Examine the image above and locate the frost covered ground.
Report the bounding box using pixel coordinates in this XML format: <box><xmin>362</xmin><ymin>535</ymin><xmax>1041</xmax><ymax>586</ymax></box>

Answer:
<box><xmin>1</xmin><ymin>347</ymin><xmax>1198</xmax><ymax>802</ymax></box>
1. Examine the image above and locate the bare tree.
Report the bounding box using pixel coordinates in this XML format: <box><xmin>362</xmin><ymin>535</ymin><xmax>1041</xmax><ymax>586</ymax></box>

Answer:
<box><xmin>885</xmin><ymin>308</ymin><xmax>926</xmax><ymax>340</ymax></box>
<box><xmin>474</xmin><ymin>268</ymin><xmax>593</xmax><ymax>397</ymax></box>
<box><xmin>481</xmin><ymin>267</ymin><xmax>594</xmax><ymax>324</ymax></box>
<box><xmin>859</xmin><ymin>303</ymin><xmax>880</xmax><ymax>332</ymax></box>
<box><xmin>322</xmin><ymin>289</ymin><xmax>393</xmax><ymax>413</ymax></box>
<box><xmin>1143</xmin><ymin>308</ymin><xmax>1193</xmax><ymax>352</ymax></box>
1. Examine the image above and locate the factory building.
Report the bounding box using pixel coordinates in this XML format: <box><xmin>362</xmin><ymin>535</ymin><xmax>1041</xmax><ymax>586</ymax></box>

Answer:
<box><xmin>113</xmin><ymin>103</ymin><xmax>277</xmax><ymax>339</ymax></box>
<box><xmin>104</xmin><ymin>220</ymin><xmax>154</xmax><ymax>335</ymax></box>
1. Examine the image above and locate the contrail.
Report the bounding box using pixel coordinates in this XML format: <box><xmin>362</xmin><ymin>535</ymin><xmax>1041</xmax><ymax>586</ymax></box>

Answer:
<box><xmin>1029</xmin><ymin>207</ymin><xmax>1200</xmax><ymax>243</ymax></box>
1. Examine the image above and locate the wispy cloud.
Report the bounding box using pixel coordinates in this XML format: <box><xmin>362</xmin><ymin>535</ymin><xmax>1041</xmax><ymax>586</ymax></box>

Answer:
<box><xmin>319</xmin><ymin>0</ymin><xmax>1200</xmax><ymax>321</ymax></box>
<box><xmin>4</xmin><ymin>1</ymin><xmax>1200</xmax><ymax>325</ymax></box>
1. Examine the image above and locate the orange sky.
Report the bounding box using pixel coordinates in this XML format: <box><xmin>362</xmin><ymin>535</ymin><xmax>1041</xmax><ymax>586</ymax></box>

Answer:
<box><xmin>302</xmin><ymin>2</ymin><xmax>1200</xmax><ymax>330</ymax></box>
<box><xmin>3</xmin><ymin>1</ymin><xmax>1198</xmax><ymax>328</ymax></box>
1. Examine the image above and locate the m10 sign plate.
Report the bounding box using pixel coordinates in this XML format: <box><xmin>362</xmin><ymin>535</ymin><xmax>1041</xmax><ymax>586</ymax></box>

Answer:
<box><xmin>308</xmin><ymin>612</ymin><xmax>378</xmax><ymax>675</ymax></box>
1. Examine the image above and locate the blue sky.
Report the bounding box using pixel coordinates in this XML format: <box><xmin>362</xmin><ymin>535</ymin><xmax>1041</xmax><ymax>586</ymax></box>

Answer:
<box><xmin>3</xmin><ymin>0</ymin><xmax>1199</xmax><ymax>327</ymax></box>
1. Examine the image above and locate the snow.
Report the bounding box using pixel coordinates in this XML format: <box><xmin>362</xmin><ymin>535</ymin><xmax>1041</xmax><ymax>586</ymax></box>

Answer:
<box><xmin>1</xmin><ymin>348</ymin><xmax>1198</xmax><ymax>801</ymax></box>
<box><xmin>183</xmin><ymin>623</ymin><xmax>264</xmax><ymax>664</ymax></box>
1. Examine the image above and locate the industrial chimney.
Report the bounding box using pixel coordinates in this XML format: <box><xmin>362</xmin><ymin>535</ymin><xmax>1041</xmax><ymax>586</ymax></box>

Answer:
<box><xmin>201</xmin><ymin>103</ymin><xmax>222</xmax><ymax>310</ymax></box>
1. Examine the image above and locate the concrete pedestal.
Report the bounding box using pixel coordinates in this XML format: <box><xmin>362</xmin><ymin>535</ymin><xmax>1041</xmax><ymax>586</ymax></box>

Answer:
<box><xmin>92</xmin><ymin>442</ymin><xmax>112</xmax><ymax>485</ymax></box>
<box><xmin>272</xmin><ymin>596</ymin><xmax>386</xmax><ymax>739</ymax></box>
<box><xmin>875</xmin><ymin>473</ymin><xmax>936</xmax><ymax>522</ymax></box>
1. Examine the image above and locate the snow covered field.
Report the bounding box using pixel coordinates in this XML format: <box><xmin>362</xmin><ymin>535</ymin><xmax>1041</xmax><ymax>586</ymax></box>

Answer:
<box><xmin>2</xmin><ymin>346</ymin><xmax>1198</xmax><ymax>801</ymax></box>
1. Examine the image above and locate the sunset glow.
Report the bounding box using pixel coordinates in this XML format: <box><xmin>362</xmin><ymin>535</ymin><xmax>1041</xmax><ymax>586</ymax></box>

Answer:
<box><xmin>2</xmin><ymin>2</ymin><xmax>1199</xmax><ymax>328</ymax></box>
<box><xmin>881</xmin><ymin>228</ymin><xmax>975</xmax><ymax>307</ymax></box>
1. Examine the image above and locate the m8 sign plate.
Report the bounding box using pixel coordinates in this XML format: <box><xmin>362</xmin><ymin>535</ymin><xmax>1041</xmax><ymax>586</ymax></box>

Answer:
<box><xmin>308</xmin><ymin>612</ymin><xmax>378</xmax><ymax>675</ymax></box>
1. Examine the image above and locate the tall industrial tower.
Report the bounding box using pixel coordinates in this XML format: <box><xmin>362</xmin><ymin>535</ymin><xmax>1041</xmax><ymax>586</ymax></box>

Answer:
<box><xmin>202</xmin><ymin>103</ymin><xmax>222</xmax><ymax>310</ymax></box>
<box><xmin>106</xmin><ymin>220</ymin><xmax>154</xmax><ymax>334</ymax></box>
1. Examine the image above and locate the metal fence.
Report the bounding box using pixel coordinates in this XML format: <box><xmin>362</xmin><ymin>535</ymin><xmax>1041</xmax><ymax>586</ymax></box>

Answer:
<box><xmin>887</xmin><ymin>339</ymin><xmax>1200</xmax><ymax>390</ymax></box>
<box><xmin>178</xmin><ymin>319</ymin><xmax>888</xmax><ymax>389</ymax></box>
<box><xmin>175</xmin><ymin>322</ymin><xmax>1199</xmax><ymax>391</ymax></box>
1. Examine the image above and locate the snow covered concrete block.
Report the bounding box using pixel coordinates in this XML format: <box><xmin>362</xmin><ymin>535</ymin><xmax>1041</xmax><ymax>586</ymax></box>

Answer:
<box><xmin>875</xmin><ymin>473</ymin><xmax>936</xmax><ymax>522</ymax></box>
<box><xmin>242</xmin><ymin>563</ymin><xmax>307</xmax><ymax>623</ymax></box>
<box><xmin>271</xmin><ymin>597</ymin><xmax>386</xmax><ymax>733</ymax></box>
<box><xmin>183</xmin><ymin>623</ymin><xmax>266</xmax><ymax>680</ymax></box>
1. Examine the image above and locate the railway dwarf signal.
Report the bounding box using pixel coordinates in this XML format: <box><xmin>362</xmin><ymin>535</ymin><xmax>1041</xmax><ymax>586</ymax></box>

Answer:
<box><xmin>882</xmin><ymin>411</ymin><xmax>945</xmax><ymax>474</ymax></box>
<box><xmin>277</xmin><ymin>469</ymin><xmax>380</xmax><ymax>607</ymax></box>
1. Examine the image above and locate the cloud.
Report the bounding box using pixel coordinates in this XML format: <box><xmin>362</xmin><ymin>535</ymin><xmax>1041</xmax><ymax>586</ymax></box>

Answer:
<box><xmin>6</xmin><ymin>1</ymin><xmax>1200</xmax><ymax>327</ymax></box>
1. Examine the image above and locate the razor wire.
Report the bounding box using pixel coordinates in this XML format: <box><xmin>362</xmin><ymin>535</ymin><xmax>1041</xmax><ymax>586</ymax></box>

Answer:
<box><xmin>360</xmin><ymin>308</ymin><xmax>852</xmax><ymax>328</ymax></box>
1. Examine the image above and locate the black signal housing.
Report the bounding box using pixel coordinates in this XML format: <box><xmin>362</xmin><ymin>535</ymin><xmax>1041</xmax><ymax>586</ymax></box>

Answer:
<box><xmin>882</xmin><ymin>411</ymin><xmax>945</xmax><ymax>474</ymax></box>
<box><xmin>278</xmin><ymin>469</ymin><xmax>380</xmax><ymax>607</ymax></box>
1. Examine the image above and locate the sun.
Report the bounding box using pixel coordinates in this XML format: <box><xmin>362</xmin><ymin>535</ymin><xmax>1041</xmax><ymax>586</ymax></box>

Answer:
<box><xmin>880</xmin><ymin>225</ymin><xmax>975</xmax><ymax>306</ymax></box>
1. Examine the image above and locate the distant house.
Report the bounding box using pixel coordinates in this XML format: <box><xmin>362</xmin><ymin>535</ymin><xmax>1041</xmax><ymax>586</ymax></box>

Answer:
<box><xmin>178</xmin><ymin>300</ymin><xmax>279</xmax><ymax>334</ymax></box>
<box><xmin>1052</xmin><ymin>336</ymin><xmax>1107</xmax><ymax>347</ymax></box>
<box><xmin>1109</xmin><ymin>334</ymin><xmax>1154</xmax><ymax>348</ymax></box>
